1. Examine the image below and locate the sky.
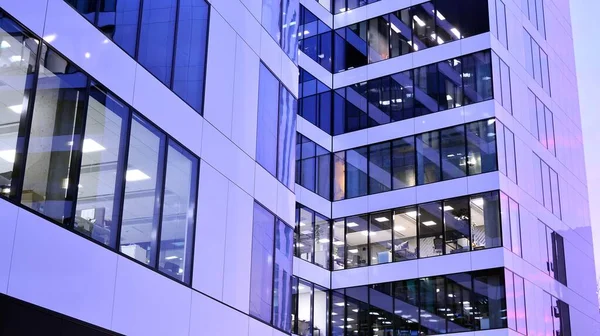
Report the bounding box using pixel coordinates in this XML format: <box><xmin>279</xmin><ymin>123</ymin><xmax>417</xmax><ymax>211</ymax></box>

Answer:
<box><xmin>570</xmin><ymin>0</ymin><xmax>600</xmax><ymax>282</ymax></box>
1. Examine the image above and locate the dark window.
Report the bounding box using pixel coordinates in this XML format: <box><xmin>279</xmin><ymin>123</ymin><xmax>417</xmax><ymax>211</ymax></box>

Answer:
<box><xmin>466</xmin><ymin>119</ymin><xmax>498</xmax><ymax>175</ymax></box>
<box><xmin>416</xmin><ymin>131</ymin><xmax>441</xmax><ymax>185</ymax></box>
<box><xmin>440</xmin><ymin>125</ymin><xmax>467</xmax><ymax>180</ymax></box>
<box><xmin>137</xmin><ymin>0</ymin><xmax>177</xmax><ymax>86</ymax></box>
<box><xmin>368</xmin><ymin>142</ymin><xmax>391</xmax><ymax>194</ymax></box>
<box><xmin>391</xmin><ymin>137</ymin><xmax>416</xmax><ymax>189</ymax></box>
<box><xmin>97</xmin><ymin>0</ymin><xmax>140</xmax><ymax>57</ymax></box>
<box><xmin>419</xmin><ymin>276</ymin><xmax>446</xmax><ymax>334</ymax></box>
<box><xmin>346</xmin><ymin>146</ymin><xmax>368</xmax><ymax>198</ymax></box>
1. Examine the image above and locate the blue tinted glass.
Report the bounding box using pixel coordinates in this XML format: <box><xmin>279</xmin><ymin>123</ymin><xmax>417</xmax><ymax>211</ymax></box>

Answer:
<box><xmin>256</xmin><ymin>64</ymin><xmax>279</xmax><ymax>176</ymax></box>
<box><xmin>416</xmin><ymin>131</ymin><xmax>441</xmax><ymax>184</ymax></box>
<box><xmin>137</xmin><ymin>0</ymin><xmax>177</xmax><ymax>86</ymax></box>
<box><xmin>262</xmin><ymin>0</ymin><xmax>282</xmax><ymax>43</ymax></box>
<box><xmin>250</xmin><ymin>203</ymin><xmax>275</xmax><ymax>322</ymax></box>
<box><xmin>277</xmin><ymin>87</ymin><xmax>297</xmax><ymax>189</ymax></box>
<box><xmin>346</xmin><ymin>147</ymin><xmax>368</xmax><ymax>198</ymax></box>
<box><xmin>440</xmin><ymin>126</ymin><xmax>466</xmax><ymax>180</ymax></box>
<box><xmin>172</xmin><ymin>0</ymin><xmax>209</xmax><ymax>112</ymax></box>
<box><xmin>273</xmin><ymin>220</ymin><xmax>294</xmax><ymax>331</ymax></box>
<box><xmin>98</xmin><ymin>0</ymin><xmax>140</xmax><ymax>57</ymax></box>
<box><xmin>67</xmin><ymin>0</ymin><xmax>98</xmax><ymax>22</ymax></box>
<box><xmin>281</xmin><ymin>0</ymin><xmax>299</xmax><ymax>62</ymax></box>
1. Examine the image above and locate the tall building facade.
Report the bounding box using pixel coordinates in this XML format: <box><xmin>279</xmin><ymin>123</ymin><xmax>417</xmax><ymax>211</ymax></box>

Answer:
<box><xmin>0</xmin><ymin>0</ymin><xmax>596</xmax><ymax>335</ymax></box>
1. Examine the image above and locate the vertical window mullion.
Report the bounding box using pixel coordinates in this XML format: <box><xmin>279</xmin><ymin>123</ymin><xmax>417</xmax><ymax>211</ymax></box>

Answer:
<box><xmin>186</xmin><ymin>157</ymin><xmax>201</xmax><ymax>284</ymax></box>
<box><xmin>169</xmin><ymin>0</ymin><xmax>182</xmax><ymax>89</ymax></box>
<box><xmin>115</xmin><ymin>110</ymin><xmax>134</xmax><ymax>252</ymax></box>
<box><xmin>10</xmin><ymin>40</ymin><xmax>44</xmax><ymax>202</ymax></box>
<box><xmin>134</xmin><ymin>0</ymin><xmax>146</xmax><ymax>60</ymax></box>
<box><xmin>65</xmin><ymin>78</ymin><xmax>93</xmax><ymax>230</ymax></box>
<box><xmin>152</xmin><ymin>138</ymin><xmax>170</xmax><ymax>269</ymax></box>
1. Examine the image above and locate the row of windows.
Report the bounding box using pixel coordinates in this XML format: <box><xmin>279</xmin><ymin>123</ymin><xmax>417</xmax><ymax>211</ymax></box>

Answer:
<box><xmin>293</xmin><ymin>268</ymin><xmax>508</xmax><ymax>336</ymax></box>
<box><xmin>65</xmin><ymin>0</ymin><xmax>210</xmax><ymax>113</ymax></box>
<box><xmin>490</xmin><ymin>0</ymin><xmax>509</xmax><ymax>49</ymax></box>
<box><xmin>295</xmin><ymin>134</ymin><xmax>330</xmax><ymax>200</ymax></box>
<box><xmin>0</xmin><ymin>12</ymin><xmax>198</xmax><ymax>284</ymax></box>
<box><xmin>300</xmin><ymin>1</ymin><xmax>490</xmax><ymax>73</ymax></box>
<box><xmin>524</xmin><ymin>30</ymin><xmax>551</xmax><ymax>95</ymax></box>
<box><xmin>332</xmin><ymin>119</ymin><xmax>498</xmax><ymax>201</ymax></box>
<box><xmin>299</xmin><ymin>50</ymin><xmax>494</xmax><ymax>136</ymax></box>
<box><xmin>257</xmin><ymin>63</ymin><xmax>297</xmax><ymax>190</ymax></box>
<box><xmin>296</xmin><ymin>191</ymin><xmax>502</xmax><ymax>271</ymax></box>
<box><xmin>528</xmin><ymin>90</ymin><xmax>556</xmax><ymax>155</ymax></box>
<box><xmin>521</xmin><ymin>0</ymin><xmax>546</xmax><ymax>38</ymax></box>
<box><xmin>249</xmin><ymin>202</ymin><xmax>295</xmax><ymax>332</ymax></box>
<box><xmin>533</xmin><ymin>155</ymin><xmax>562</xmax><ymax>218</ymax></box>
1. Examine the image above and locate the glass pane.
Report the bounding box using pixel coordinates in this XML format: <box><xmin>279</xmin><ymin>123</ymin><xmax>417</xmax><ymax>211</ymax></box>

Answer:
<box><xmin>466</xmin><ymin>119</ymin><xmax>497</xmax><ymax>175</ymax></box>
<box><xmin>413</xmin><ymin>64</ymin><xmax>439</xmax><ymax>116</ymax></box>
<box><xmin>330</xmin><ymin>290</ymin><xmax>345</xmax><ymax>336</ymax></box>
<box><xmin>314</xmin><ymin>213</ymin><xmax>330</xmax><ymax>269</ymax></box>
<box><xmin>256</xmin><ymin>64</ymin><xmax>279</xmax><ymax>175</ymax></box>
<box><xmin>419</xmin><ymin>276</ymin><xmax>447</xmax><ymax>334</ymax></box>
<box><xmin>66</xmin><ymin>0</ymin><xmax>98</xmax><ymax>22</ymax></box>
<box><xmin>333</xmin><ymin>151</ymin><xmax>345</xmax><ymax>200</ymax></box>
<box><xmin>418</xmin><ymin>201</ymin><xmax>443</xmax><ymax>258</ymax></box>
<box><xmin>157</xmin><ymin>141</ymin><xmax>197</xmax><ymax>283</ymax></box>
<box><xmin>298</xmin><ymin>206</ymin><xmax>314</xmax><ymax>262</ymax></box>
<box><xmin>313</xmin><ymin>285</ymin><xmax>328</xmax><ymax>336</ymax></box>
<box><xmin>0</xmin><ymin>14</ymin><xmax>38</xmax><ymax>197</ymax></box>
<box><xmin>346</xmin><ymin>146</ymin><xmax>368</xmax><ymax>198</ymax></box>
<box><xmin>369</xmin><ymin>211</ymin><xmax>392</xmax><ymax>265</ymax></box>
<box><xmin>21</xmin><ymin>48</ymin><xmax>87</xmax><ymax>223</ymax></box>
<box><xmin>389</xmin><ymin>9</ymin><xmax>412</xmax><ymax>58</ymax></box>
<box><xmin>332</xmin><ymin>219</ymin><xmax>345</xmax><ymax>270</ymax></box>
<box><xmin>297</xmin><ymin>280</ymin><xmax>313</xmax><ymax>335</ymax></box>
<box><xmin>120</xmin><ymin>115</ymin><xmax>166</xmax><ymax>266</ymax></box>
<box><xmin>393</xmin><ymin>206</ymin><xmax>418</xmax><ymax>261</ymax></box>
<box><xmin>98</xmin><ymin>0</ymin><xmax>140</xmax><ymax>57</ymax></box>
<box><xmin>416</xmin><ymin>131</ymin><xmax>441</xmax><ymax>185</ymax></box>
<box><xmin>368</xmin><ymin>142</ymin><xmax>391</xmax><ymax>194</ymax></box>
<box><xmin>445</xmin><ymin>273</ymin><xmax>472</xmax><ymax>332</ymax></box>
<box><xmin>172</xmin><ymin>0</ymin><xmax>209</xmax><ymax>111</ymax></box>
<box><xmin>411</xmin><ymin>3</ymin><xmax>436</xmax><ymax>49</ymax></box>
<box><xmin>437</xmin><ymin>58</ymin><xmax>463</xmax><ymax>110</ymax></box>
<box><xmin>277</xmin><ymin>86</ymin><xmax>297</xmax><ymax>189</ymax></box>
<box><xmin>249</xmin><ymin>203</ymin><xmax>275</xmax><ymax>322</ymax></box>
<box><xmin>472</xmin><ymin>269</ymin><xmax>507</xmax><ymax>330</ymax></box>
<box><xmin>391</xmin><ymin>137</ymin><xmax>416</xmax><ymax>189</ymax></box>
<box><xmin>514</xmin><ymin>275</ymin><xmax>528</xmax><ymax>333</ymax></box>
<box><xmin>367</xmin><ymin>16</ymin><xmax>390</xmax><ymax>63</ymax></box>
<box><xmin>346</xmin><ymin>214</ymin><xmax>368</xmax><ymax>268</ymax></box>
<box><xmin>316</xmin><ymin>146</ymin><xmax>330</xmax><ymax>199</ymax></box>
<box><xmin>505</xmin><ymin>127</ymin><xmax>517</xmax><ymax>182</ymax></box>
<box><xmin>462</xmin><ymin>51</ymin><xmax>493</xmax><ymax>104</ymax></box>
<box><xmin>504</xmin><ymin>269</ymin><xmax>516</xmax><ymax>330</ymax></box>
<box><xmin>393</xmin><ymin>279</ymin><xmax>419</xmax><ymax>332</ymax></box>
<box><xmin>440</xmin><ymin>125</ymin><xmax>466</xmax><ymax>180</ymax></box>
<box><xmin>281</xmin><ymin>0</ymin><xmax>299</xmax><ymax>62</ymax></box>
<box><xmin>74</xmin><ymin>84</ymin><xmax>128</xmax><ymax>247</ymax></box>
<box><xmin>443</xmin><ymin>197</ymin><xmax>471</xmax><ymax>254</ymax></box>
<box><xmin>273</xmin><ymin>220</ymin><xmax>294</xmax><ymax>331</ymax></box>
<box><xmin>346</xmin><ymin>287</ymin><xmax>369</xmax><ymax>334</ymax></box>
<box><xmin>470</xmin><ymin>192</ymin><xmax>501</xmax><ymax>249</ymax></box>
<box><xmin>262</xmin><ymin>0</ymin><xmax>282</xmax><ymax>43</ymax></box>
<box><xmin>509</xmin><ymin>198</ymin><xmax>522</xmax><ymax>257</ymax></box>
<box><xmin>369</xmin><ymin>284</ymin><xmax>394</xmax><ymax>335</ymax></box>
<box><xmin>137</xmin><ymin>0</ymin><xmax>177</xmax><ymax>86</ymax></box>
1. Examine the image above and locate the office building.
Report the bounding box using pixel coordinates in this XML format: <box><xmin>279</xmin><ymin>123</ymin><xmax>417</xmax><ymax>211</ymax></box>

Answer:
<box><xmin>0</xmin><ymin>0</ymin><xmax>597</xmax><ymax>334</ymax></box>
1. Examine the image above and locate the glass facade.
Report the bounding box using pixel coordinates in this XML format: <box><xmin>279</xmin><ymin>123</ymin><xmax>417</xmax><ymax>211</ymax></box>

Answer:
<box><xmin>296</xmin><ymin>191</ymin><xmax>502</xmax><ymax>270</ymax></box>
<box><xmin>0</xmin><ymin>13</ymin><xmax>199</xmax><ymax>284</ymax></box>
<box><xmin>250</xmin><ymin>202</ymin><xmax>295</xmax><ymax>332</ymax></box>
<box><xmin>257</xmin><ymin>63</ymin><xmax>297</xmax><ymax>190</ymax></box>
<box><xmin>333</xmin><ymin>119</ymin><xmax>498</xmax><ymax>200</ymax></box>
<box><xmin>64</xmin><ymin>0</ymin><xmax>210</xmax><ymax>112</ymax></box>
<box><xmin>293</xmin><ymin>268</ymin><xmax>508</xmax><ymax>335</ymax></box>
<box><xmin>298</xmin><ymin>50</ymin><xmax>493</xmax><ymax>136</ymax></box>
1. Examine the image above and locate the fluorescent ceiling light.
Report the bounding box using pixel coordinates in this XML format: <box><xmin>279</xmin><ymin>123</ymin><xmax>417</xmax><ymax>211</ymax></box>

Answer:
<box><xmin>447</xmin><ymin>154</ymin><xmax>455</xmax><ymax>157</ymax></box>
<box><xmin>374</xmin><ymin>216</ymin><xmax>389</xmax><ymax>222</ymax></box>
<box><xmin>487</xmin><ymin>119</ymin><xmax>495</xmax><ymax>125</ymax></box>
<box><xmin>347</xmin><ymin>221</ymin><xmax>358</xmax><ymax>227</ymax></box>
<box><xmin>394</xmin><ymin>225</ymin><xmax>406</xmax><ymax>231</ymax></box>
<box><xmin>390</xmin><ymin>23</ymin><xmax>401</xmax><ymax>34</ymax></box>
<box><xmin>360</xmin><ymin>230</ymin><xmax>376</xmax><ymax>236</ymax></box>
<box><xmin>9</xmin><ymin>55</ymin><xmax>23</xmax><ymax>62</ymax></box>
<box><xmin>436</xmin><ymin>11</ymin><xmax>446</xmax><ymax>20</ymax></box>
<box><xmin>165</xmin><ymin>255</ymin><xmax>178</xmax><ymax>260</ymax></box>
<box><xmin>352</xmin><ymin>309</ymin><xmax>359</xmax><ymax>313</ymax></box>
<box><xmin>295</xmin><ymin>243</ymin><xmax>305</xmax><ymax>247</ymax></box>
<box><xmin>333</xmin><ymin>240</ymin><xmax>344</xmax><ymax>246</ymax></box>
<box><xmin>82</xmin><ymin>139</ymin><xmax>106</xmax><ymax>153</ymax></box>
<box><xmin>126</xmin><ymin>169</ymin><xmax>150</xmax><ymax>182</ymax></box>
<box><xmin>446</xmin><ymin>94</ymin><xmax>453</xmax><ymax>101</ymax></box>
<box><xmin>0</xmin><ymin>149</ymin><xmax>15</xmax><ymax>163</ymax></box>
<box><xmin>422</xmin><ymin>220</ymin><xmax>437</xmax><ymax>226</ymax></box>
<box><xmin>450</xmin><ymin>28</ymin><xmax>461</xmax><ymax>39</ymax></box>
<box><xmin>348</xmin><ymin>248</ymin><xmax>359</xmax><ymax>253</ymax></box>
<box><xmin>339</xmin><ymin>8</ymin><xmax>346</xmax><ymax>12</ymax></box>
<box><xmin>439</xmin><ymin>205</ymin><xmax>454</xmax><ymax>211</ymax></box>
<box><xmin>472</xmin><ymin>198</ymin><xmax>484</xmax><ymax>207</ymax></box>
<box><xmin>318</xmin><ymin>238</ymin><xmax>330</xmax><ymax>243</ymax></box>
<box><xmin>304</xmin><ymin>30</ymin><xmax>310</xmax><ymax>35</ymax></box>
<box><xmin>0</xmin><ymin>40</ymin><xmax>10</xmax><ymax>48</ymax></box>
<box><xmin>413</xmin><ymin>15</ymin><xmax>426</xmax><ymax>27</ymax></box>
<box><xmin>8</xmin><ymin>104</ymin><xmax>22</xmax><ymax>114</ymax></box>
<box><xmin>437</xmin><ymin>36</ymin><xmax>444</xmax><ymax>44</ymax></box>
<box><xmin>405</xmin><ymin>211</ymin><xmax>417</xmax><ymax>219</ymax></box>
<box><xmin>298</xmin><ymin>285</ymin><xmax>306</xmax><ymax>290</ymax></box>
<box><xmin>334</xmin><ymin>302</ymin><xmax>345</xmax><ymax>307</ymax></box>
<box><xmin>346</xmin><ymin>318</ymin><xmax>354</xmax><ymax>321</ymax></box>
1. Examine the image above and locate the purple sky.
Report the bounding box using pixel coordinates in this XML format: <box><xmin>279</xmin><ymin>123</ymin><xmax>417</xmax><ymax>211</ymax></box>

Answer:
<box><xmin>570</xmin><ymin>0</ymin><xmax>600</xmax><ymax>279</ymax></box>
